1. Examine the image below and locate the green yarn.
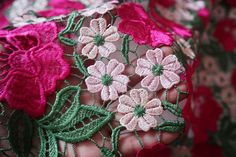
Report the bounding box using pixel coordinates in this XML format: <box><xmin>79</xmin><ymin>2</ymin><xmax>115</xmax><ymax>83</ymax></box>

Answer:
<box><xmin>101</xmin><ymin>74</ymin><xmax>113</xmax><ymax>86</ymax></box>
<box><xmin>154</xmin><ymin>121</ymin><xmax>185</xmax><ymax>133</ymax></box>
<box><xmin>152</xmin><ymin>64</ymin><xmax>164</xmax><ymax>76</ymax></box>
<box><xmin>121</xmin><ymin>35</ymin><xmax>130</xmax><ymax>64</ymax></box>
<box><xmin>38</xmin><ymin>128</ymin><xmax>58</xmax><ymax>157</ymax></box>
<box><xmin>94</xmin><ymin>34</ymin><xmax>105</xmax><ymax>46</ymax></box>
<box><xmin>134</xmin><ymin>105</ymin><xmax>146</xmax><ymax>118</ymax></box>
<box><xmin>162</xmin><ymin>100</ymin><xmax>182</xmax><ymax>117</ymax></box>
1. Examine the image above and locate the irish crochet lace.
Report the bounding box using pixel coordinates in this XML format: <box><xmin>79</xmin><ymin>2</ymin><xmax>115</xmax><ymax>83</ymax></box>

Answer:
<box><xmin>0</xmin><ymin>1</ymin><xmax>197</xmax><ymax>157</ymax></box>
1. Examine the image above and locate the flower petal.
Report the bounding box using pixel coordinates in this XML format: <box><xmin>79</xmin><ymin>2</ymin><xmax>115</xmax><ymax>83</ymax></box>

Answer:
<box><xmin>4</xmin><ymin>74</ymin><xmax>46</xmax><ymax>118</ymax></box>
<box><xmin>119</xmin><ymin>95</ymin><xmax>136</xmax><ymax>108</ymax></box>
<box><xmin>90</xmin><ymin>18</ymin><xmax>107</xmax><ymax>34</ymax></box>
<box><xmin>117</xmin><ymin>103</ymin><xmax>134</xmax><ymax>113</ymax></box>
<box><xmin>98</xmin><ymin>42</ymin><xmax>116</xmax><ymax>57</ymax></box>
<box><xmin>160</xmin><ymin>70</ymin><xmax>180</xmax><ymax>89</ymax></box>
<box><xmin>82</xmin><ymin>42</ymin><xmax>98</xmax><ymax>59</ymax></box>
<box><xmin>146</xmin><ymin>48</ymin><xmax>163</xmax><ymax>65</ymax></box>
<box><xmin>107</xmin><ymin>59</ymin><xmax>125</xmax><ymax>76</ymax></box>
<box><xmin>135</xmin><ymin>58</ymin><xmax>152</xmax><ymax>76</ymax></box>
<box><xmin>130</xmin><ymin>88</ymin><xmax>148</xmax><ymax>105</ymax></box>
<box><xmin>112</xmin><ymin>75</ymin><xmax>129</xmax><ymax>93</ymax></box>
<box><xmin>120</xmin><ymin>113</ymin><xmax>138</xmax><ymax>131</ymax></box>
<box><xmin>101</xmin><ymin>86</ymin><xmax>118</xmax><ymax>101</ymax></box>
<box><xmin>141</xmin><ymin>75</ymin><xmax>159</xmax><ymax>92</ymax></box>
<box><xmin>146</xmin><ymin>99</ymin><xmax>163</xmax><ymax>116</ymax></box>
<box><xmin>35</xmin><ymin>44</ymin><xmax>70</xmax><ymax>94</ymax></box>
<box><xmin>143</xmin><ymin>114</ymin><xmax>157</xmax><ymax>127</ymax></box>
<box><xmin>103</xmin><ymin>26</ymin><xmax>119</xmax><ymax>42</ymax></box>
<box><xmin>162</xmin><ymin>55</ymin><xmax>181</xmax><ymax>71</ymax></box>
<box><xmin>87</xmin><ymin>61</ymin><xmax>106</xmax><ymax>78</ymax></box>
<box><xmin>85</xmin><ymin>76</ymin><xmax>103</xmax><ymax>93</ymax></box>
<box><xmin>138</xmin><ymin>117</ymin><xmax>151</xmax><ymax>132</ymax></box>
<box><xmin>78</xmin><ymin>27</ymin><xmax>95</xmax><ymax>44</ymax></box>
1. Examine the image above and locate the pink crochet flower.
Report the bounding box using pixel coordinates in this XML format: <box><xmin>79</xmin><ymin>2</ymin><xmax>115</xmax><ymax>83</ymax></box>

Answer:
<box><xmin>0</xmin><ymin>22</ymin><xmax>70</xmax><ymax>118</ymax></box>
<box><xmin>117</xmin><ymin>3</ymin><xmax>173</xmax><ymax>47</ymax></box>
<box><xmin>117</xmin><ymin>88</ymin><xmax>163</xmax><ymax>131</ymax></box>
<box><xmin>78</xmin><ymin>18</ymin><xmax>119</xmax><ymax>59</ymax></box>
<box><xmin>135</xmin><ymin>48</ymin><xmax>181</xmax><ymax>91</ymax></box>
<box><xmin>85</xmin><ymin>59</ymin><xmax>129</xmax><ymax>101</ymax></box>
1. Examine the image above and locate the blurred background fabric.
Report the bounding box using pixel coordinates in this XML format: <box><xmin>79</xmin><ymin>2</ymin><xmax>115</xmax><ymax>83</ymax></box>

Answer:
<box><xmin>0</xmin><ymin>0</ymin><xmax>235</xmax><ymax>157</ymax></box>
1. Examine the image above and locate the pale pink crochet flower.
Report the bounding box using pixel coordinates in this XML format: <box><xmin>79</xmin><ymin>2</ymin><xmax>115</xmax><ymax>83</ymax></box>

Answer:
<box><xmin>135</xmin><ymin>48</ymin><xmax>181</xmax><ymax>91</ymax></box>
<box><xmin>78</xmin><ymin>18</ymin><xmax>119</xmax><ymax>59</ymax></box>
<box><xmin>0</xmin><ymin>22</ymin><xmax>70</xmax><ymax>118</ymax></box>
<box><xmin>85</xmin><ymin>59</ymin><xmax>129</xmax><ymax>101</ymax></box>
<box><xmin>117</xmin><ymin>88</ymin><xmax>163</xmax><ymax>131</ymax></box>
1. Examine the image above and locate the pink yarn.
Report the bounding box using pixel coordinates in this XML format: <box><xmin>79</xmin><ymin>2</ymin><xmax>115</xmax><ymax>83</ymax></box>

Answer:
<box><xmin>117</xmin><ymin>3</ymin><xmax>174</xmax><ymax>47</ymax></box>
<box><xmin>0</xmin><ymin>22</ymin><xmax>70</xmax><ymax>118</ymax></box>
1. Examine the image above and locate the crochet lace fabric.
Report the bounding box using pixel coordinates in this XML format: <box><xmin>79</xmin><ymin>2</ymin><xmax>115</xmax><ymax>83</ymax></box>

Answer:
<box><xmin>0</xmin><ymin>1</ymin><xmax>197</xmax><ymax>157</ymax></box>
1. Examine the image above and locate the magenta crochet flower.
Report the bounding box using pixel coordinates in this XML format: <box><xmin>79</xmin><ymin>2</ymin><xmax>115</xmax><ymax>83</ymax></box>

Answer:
<box><xmin>135</xmin><ymin>48</ymin><xmax>181</xmax><ymax>91</ymax></box>
<box><xmin>117</xmin><ymin>88</ymin><xmax>163</xmax><ymax>131</ymax></box>
<box><xmin>117</xmin><ymin>3</ymin><xmax>174</xmax><ymax>47</ymax></box>
<box><xmin>85</xmin><ymin>59</ymin><xmax>129</xmax><ymax>101</ymax></box>
<box><xmin>0</xmin><ymin>22</ymin><xmax>70</xmax><ymax>118</ymax></box>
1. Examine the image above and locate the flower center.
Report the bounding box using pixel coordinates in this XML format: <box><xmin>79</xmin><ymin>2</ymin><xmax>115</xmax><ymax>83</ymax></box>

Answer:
<box><xmin>101</xmin><ymin>74</ymin><xmax>113</xmax><ymax>86</ymax></box>
<box><xmin>152</xmin><ymin>64</ymin><xmax>164</xmax><ymax>76</ymax></box>
<box><xmin>94</xmin><ymin>34</ymin><xmax>105</xmax><ymax>46</ymax></box>
<box><xmin>134</xmin><ymin>105</ymin><xmax>146</xmax><ymax>117</ymax></box>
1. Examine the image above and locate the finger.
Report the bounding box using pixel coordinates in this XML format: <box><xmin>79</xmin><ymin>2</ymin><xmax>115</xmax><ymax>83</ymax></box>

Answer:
<box><xmin>119</xmin><ymin>130</ymin><xmax>179</xmax><ymax>156</ymax></box>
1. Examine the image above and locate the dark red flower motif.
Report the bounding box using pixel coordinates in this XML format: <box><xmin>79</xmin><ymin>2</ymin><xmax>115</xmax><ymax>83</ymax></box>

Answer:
<box><xmin>190</xmin><ymin>86</ymin><xmax>223</xmax><ymax>143</ymax></box>
<box><xmin>0</xmin><ymin>22</ymin><xmax>70</xmax><ymax>118</ymax></box>
<box><xmin>213</xmin><ymin>19</ymin><xmax>236</xmax><ymax>52</ymax></box>
<box><xmin>192</xmin><ymin>143</ymin><xmax>223</xmax><ymax>157</ymax></box>
<box><xmin>149</xmin><ymin>0</ymin><xmax>192</xmax><ymax>38</ymax></box>
<box><xmin>117</xmin><ymin>3</ymin><xmax>174</xmax><ymax>47</ymax></box>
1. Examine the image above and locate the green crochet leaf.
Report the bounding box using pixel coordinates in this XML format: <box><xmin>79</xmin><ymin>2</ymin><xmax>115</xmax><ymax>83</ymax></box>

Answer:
<box><xmin>111</xmin><ymin>126</ymin><xmax>123</xmax><ymax>152</ymax></box>
<box><xmin>38</xmin><ymin>128</ymin><xmax>58</xmax><ymax>157</ymax></box>
<box><xmin>58</xmin><ymin>12</ymin><xmax>85</xmax><ymax>46</ymax></box>
<box><xmin>38</xmin><ymin>85</ymin><xmax>81</xmax><ymax>124</ymax></box>
<box><xmin>121</xmin><ymin>35</ymin><xmax>130</xmax><ymax>64</ymax></box>
<box><xmin>155</xmin><ymin>121</ymin><xmax>185</xmax><ymax>133</ymax></box>
<box><xmin>73</xmin><ymin>53</ymin><xmax>89</xmax><ymax>77</ymax></box>
<box><xmin>100</xmin><ymin>147</ymin><xmax>116</xmax><ymax>157</ymax></box>
<box><xmin>53</xmin><ymin>105</ymin><xmax>114</xmax><ymax>143</ymax></box>
<box><xmin>162</xmin><ymin>100</ymin><xmax>182</xmax><ymax>117</ymax></box>
<box><xmin>8</xmin><ymin>111</ymin><xmax>33</xmax><ymax>157</ymax></box>
<box><xmin>38</xmin><ymin>86</ymin><xmax>81</xmax><ymax>131</ymax></box>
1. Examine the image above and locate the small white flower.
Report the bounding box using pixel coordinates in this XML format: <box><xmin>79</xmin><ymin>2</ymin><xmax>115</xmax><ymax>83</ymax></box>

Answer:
<box><xmin>199</xmin><ymin>71</ymin><xmax>213</xmax><ymax>86</ymax></box>
<box><xmin>80</xmin><ymin>1</ymin><xmax>118</xmax><ymax>17</ymax></box>
<box><xmin>202</xmin><ymin>56</ymin><xmax>219</xmax><ymax>72</ymax></box>
<box><xmin>85</xmin><ymin>59</ymin><xmax>129</xmax><ymax>101</ymax></box>
<box><xmin>12</xmin><ymin>14</ymin><xmax>47</xmax><ymax>27</ymax></box>
<box><xmin>78</xmin><ymin>18</ymin><xmax>119</xmax><ymax>59</ymax></box>
<box><xmin>117</xmin><ymin>88</ymin><xmax>163</xmax><ymax>132</ymax></box>
<box><xmin>220</xmin><ymin>87</ymin><xmax>236</xmax><ymax>104</ymax></box>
